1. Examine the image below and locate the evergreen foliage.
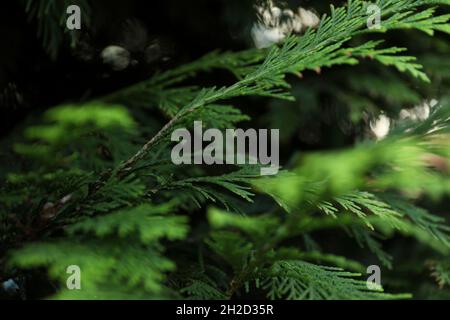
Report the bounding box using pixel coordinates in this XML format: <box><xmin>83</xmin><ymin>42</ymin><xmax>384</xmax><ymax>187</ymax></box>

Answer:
<box><xmin>1</xmin><ymin>0</ymin><xmax>450</xmax><ymax>300</ymax></box>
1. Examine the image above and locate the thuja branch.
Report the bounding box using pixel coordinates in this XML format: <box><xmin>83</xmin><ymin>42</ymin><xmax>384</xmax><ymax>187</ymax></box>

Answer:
<box><xmin>101</xmin><ymin>0</ymin><xmax>450</xmax><ymax>180</ymax></box>
<box><xmin>101</xmin><ymin>48</ymin><xmax>266</xmax><ymax>106</ymax></box>
<box><xmin>115</xmin><ymin>108</ymin><xmax>187</xmax><ymax>177</ymax></box>
<box><xmin>112</xmin><ymin>78</ymin><xmax>271</xmax><ymax>178</ymax></box>
<box><xmin>5</xmin><ymin>0</ymin><xmax>442</xmax><ymax>257</ymax></box>
<box><xmin>226</xmin><ymin>208</ymin><xmax>312</xmax><ymax>298</ymax></box>
<box><xmin>12</xmin><ymin>0</ymin><xmax>445</xmax><ymax>224</ymax></box>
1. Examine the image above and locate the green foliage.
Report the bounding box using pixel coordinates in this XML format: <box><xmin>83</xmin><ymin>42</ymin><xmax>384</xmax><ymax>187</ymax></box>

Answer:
<box><xmin>10</xmin><ymin>204</ymin><xmax>188</xmax><ymax>299</ymax></box>
<box><xmin>428</xmin><ymin>259</ymin><xmax>450</xmax><ymax>288</ymax></box>
<box><xmin>263</xmin><ymin>260</ymin><xmax>409</xmax><ymax>300</ymax></box>
<box><xmin>1</xmin><ymin>0</ymin><xmax>450</xmax><ymax>300</ymax></box>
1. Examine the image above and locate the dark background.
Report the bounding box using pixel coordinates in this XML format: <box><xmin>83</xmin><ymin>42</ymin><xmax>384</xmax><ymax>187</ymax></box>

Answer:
<box><xmin>0</xmin><ymin>0</ymin><xmax>253</xmax><ymax>134</ymax></box>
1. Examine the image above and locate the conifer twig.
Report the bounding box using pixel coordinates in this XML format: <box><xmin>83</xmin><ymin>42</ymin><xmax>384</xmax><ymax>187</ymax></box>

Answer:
<box><xmin>115</xmin><ymin>110</ymin><xmax>185</xmax><ymax>178</ymax></box>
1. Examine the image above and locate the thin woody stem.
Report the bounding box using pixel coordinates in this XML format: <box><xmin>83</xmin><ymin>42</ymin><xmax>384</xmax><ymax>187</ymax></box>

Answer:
<box><xmin>115</xmin><ymin>106</ymin><xmax>194</xmax><ymax>178</ymax></box>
